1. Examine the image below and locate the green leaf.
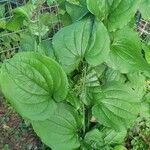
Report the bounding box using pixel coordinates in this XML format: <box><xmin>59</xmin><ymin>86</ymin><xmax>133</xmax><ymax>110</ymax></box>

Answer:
<box><xmin>39</xmin><ymin>12</ymin><xmax>59</xmax><ymax>27</ymax></box>
<box><xmin>105</xmin><ymin>68</ymin><xmax>126</xmax><ymax>83</ymax></box>
<box><xmin>32</xmin><ymin>103</ymin><xmax>82</xmax><ymax>150</ymax></box>
<box><xmin>110</xmin><ymin>0</ymin><xmax>122</xmax><ymax>11</ymax></box>
<box><xmin>0</xmin><ymin>4</ymin><xmax>5</xmax><ymax>18</ymax></box>
<box><xmin>6</xmin><ymin>15</ymin><xmax>25</xmax><ymax>31</ymax></box>
<box><xmin>53</xmin><ymin>18</ymin><xmax>110</xmax><ymax>74</ymax></box>
<box><xmin>92</xmin><ymin>81</ymin><xmax>141</xmax><ymax>131</ymax></box>
<box><xmin>32</xmin><ymin>0</ymin><xmax>46</xmax><ymax>5</ymax></box>
<box><xmin>84</xmin><ymin>129</ymin><xmax>107</xmax><ymax>150</ymax></box>
<box><xmin>59</xmin><ymin>12</ymin><xmax>72</xmax><ymax>26</ymax></box>
<box><xmin>19</xmin><ymin>33</ymin><xmax>38</xmax><ymax>52</ymax></box>
<box><xmin>107</xmin><ymin>0</ymin><xmax>141</xmax><ymax>31</ymax></box>
<box><xmin>79</xmin><ymin>0</ymin><xmax>86</xmax><ymax>6</ymax></box>
<box><xmin>66</xmin><ymin>2</ymin><xmax>88</xmax><ymax>22</ymax></box>
<box><xmin>139</xmin><ymin>0</ymin><xmax>150</xmax><ymax>20</ymax></box>
<box><xmin>102</xmin><ymin>128</ymin><xmax>127</xmax><ymax>145</ymax></box>
<box><xmin>84</xmin><ymin>65</ymin><xmax>106</xmax><ymax>105</ymax></box>
<box><xmin>1</xmin><ymin>144</ymin><xmax>10</xmax><ymax>150</ymax></box>
<box><xmin>87</xmin><ymin>0</ymin><xmax>140</xmax><ymax>31</ymax></box>
<box><xmin>37</xmin><ymin>40</ymin><xmax>55</xmax><ymax>58</ymax></box>
<box><xmin>87</xmin><ymin>0</ymin><xmax>113</xmax><ymax>20</ymax></box>
<box><xmin>113</xmin><ymin>145</ymin><xmax>127</xmax><ymax>150</ymax></box>
<box><xmin>66</xmin><ymin>91</ymin><xmax>81</xmax><ymax>109</ymax></box>
<box><xmin>139</xmin><ymin>101</ymin><xmax>150</xmax><ymax>118</ymax></box>
<box><xmin>47</xmin><ymin>0</ymin><xmax>55</xmax><ymax>5</ymax></box>
<box><xmin>28</xmin><ymin>21</ymin><xmax>49</xmax><ymax>37</ymax></box>
<box><xmin>106</xmin><ymin>27</ymin><xmax>150</xmax><ymax>74</ymax></box>
<box><xmin>0</xmin><ymin>20</ymin><xmax>6</xmax><ymax>29</ymax></box>
<box><xmin>144</xmin><ymin>45</ymin><xmax>150</xmax><ymax>64</ymax></box>
<box><xmin>13</xmin><ymin>2</ymin><xmax>35</xmax><ymax>20</ymax></box>
<box><xmin>85</xmin><ymin>19</ymin><xmax>110</xmax><ymax>66</ymax></box>
<box><xmin>58</xmin><ymin>0</ymin><xmax>66</xmax><ymax>9</ymax></box>
<box><xmin>66</xmin><ymin>0</ymin><xmax>80</xmax><ymax>5</ymax></box>
<box><xmin>143</xmin><ymin>94</ymin><xmax>150</xmax><ymax>118</ymax></box>
<box><xmin>6</xmin><ymin>2</ymin><xmax>35</xmax><ymax>31</ymax></box>
<box><xmin>86</xmin><ymin>65</ymin><xmax>105</xmax><ymax>88</ymax></box>
<box><xmin>83</xmin><ymin>128</ymin><xmax>126</xmax><ymax>150</ymax></box>
<box><xmin>0</xmin><ymin>52</ymin><xmax>68</xmax><ymax>120</ymax></box>
<box><xmin>52</xmin><ymin>18</ymin><xmax>92</xmax><ymax>73</ymax></box>
<box><xmin>127</xmin><ymin>72</ymin><xmax>147</xmax><ymax>99</ymax></box>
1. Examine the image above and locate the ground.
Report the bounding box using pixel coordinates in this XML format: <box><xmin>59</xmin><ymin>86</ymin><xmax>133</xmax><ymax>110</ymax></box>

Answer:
<box><xmin>0</xmin><ymin>93</ymin><xmax>51</xmax><ymax>150</ymax></box>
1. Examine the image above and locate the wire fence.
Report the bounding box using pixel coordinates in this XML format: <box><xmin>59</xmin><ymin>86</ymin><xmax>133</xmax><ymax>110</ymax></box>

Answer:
<box><xmin>137</xmin><ymin>19</ymin><xmax>150</xmax><ymax>42</ymax></box>
<box><xmin>135</xmin><ymin>11</ymin><xmax>150</xmax><ymax>42</ymax></box>
<box><xmin>0</xmin><ymin>0</ymin><xmax>26</xmax><ymax>58</ymax></box>
<box><xmin>0</xmin><ymin>0</ymin><xmax>61</xmax><ymax>61</ymax></box>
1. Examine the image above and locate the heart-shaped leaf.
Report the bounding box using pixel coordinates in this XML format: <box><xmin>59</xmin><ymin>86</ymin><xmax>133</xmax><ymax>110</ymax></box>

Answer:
<box><xmin>84</xmin><ymin>129</ymin><xmax>106</xmax><ymax>149</ymax></box>
<box><xmin>92</xmin><ymin>82</ymin><xmax>141</xmax><ymax>130</ymax></box>
<box><xmin>85</xmin><ymin>19</ymin><xmax>110</xmax><ymax>66</ymax></box>
<box><xmin>53</xmin><ymin>18</ymin><xmax>110</xmax><ymax>74</ymax></box>
<box><xmin>106</xmin><ymin>27</ymin><xmax>150</xmax><ymax>74</ymax></box>
<box><xmin>0</xmin><ymin>52</ymin><xmax>68</xmax><ymax>120</ymax></box>
<box><xmin>32</xmin><ymin>103</ymin><xmax>82</xmax><ymax>150</ymax></box>
<box><xmin>87</xmin><ymin>0</ymin><xmax>113</xmax><ymax>20</ymax></box>
<box><xmin>107</xmin><ymin>0</ymin><xmax>141</xmax><ymax>31</ymax></box>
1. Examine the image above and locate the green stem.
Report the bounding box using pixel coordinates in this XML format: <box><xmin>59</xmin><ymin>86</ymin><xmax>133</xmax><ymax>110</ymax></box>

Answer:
<box><xmin>87</xmin><ymin>107</ymin><xmax>91</xmax><ymax>131</ymax></box>
<box><xmin>38</xmin><ymin>12</ymin><xmax>42</xmax><ymax>43</ymax></box>
<box><xmin>82</xmin><ymin>104</ymin><xmax>86</xmax><ymax>135</ymax></box>
<box><xmin>81</xmin><ymin>63</ymin><xmax>87</xmax><ymax>136</ymax></box>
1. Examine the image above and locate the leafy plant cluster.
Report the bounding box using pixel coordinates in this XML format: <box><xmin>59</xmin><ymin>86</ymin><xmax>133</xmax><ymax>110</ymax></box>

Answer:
<box><xmin>0</xmin><ymin>0</ymin><xmax>150</xmax><ymax>150</ymax></box>
<box><xmin>126</xmin><ymin>117</ymin><xmax>150</xmax><ymax>150</ymax></box>
<box><xmin>0</xmin><ymin>0</ymin><xmax>60</xmax><ymax>61</ymax></box>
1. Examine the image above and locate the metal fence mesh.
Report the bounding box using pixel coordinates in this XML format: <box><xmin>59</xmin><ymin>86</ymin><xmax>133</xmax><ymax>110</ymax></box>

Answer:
<box><xmin>137</xmin><ymin>19</ymin><xmax>150</xmax><ymax>43</ymax></box>
<box><xmin>0</xmin><ymin>0</ymin><xmax>25</xmax><ymax>59</ymax></box>
<box><xmin>0</xmin><ymin>0</ymin><xmax>61</xmax><ymax>61</ymax></box>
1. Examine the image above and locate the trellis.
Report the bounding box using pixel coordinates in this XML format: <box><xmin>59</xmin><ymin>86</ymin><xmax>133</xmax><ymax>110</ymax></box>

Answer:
<box><xmin>135</xmin><ymin>11</ymin><xmax>150</xmax><ymax>43</ymax></box>
<box><xmin>0</xmin><ymin>0</ymin><xmax>61</xmax><ymax>61</ymax></box>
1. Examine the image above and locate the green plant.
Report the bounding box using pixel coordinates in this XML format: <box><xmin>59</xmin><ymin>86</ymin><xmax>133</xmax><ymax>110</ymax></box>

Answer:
<box><xmin>0</xmin><ymin>0</ymin><xmax>60</xmax><ymax>62</ymax></box>
<box><xmin>126</xmin><ymin>117</ymin><xmax>150</xmax><ymax>150</ymax></box>
<box><xmin>0</xmin><ymin>0</ymin><xmax>150</xmax><ymax>150</ymax></box>
<box><xmin>113</xmin><ymin>145</ymin><xmax>127</xmax><ymax>150</ymax></box>
<box><xmin>131</xmin><ymin>137</ymin><xmax>148</xmax><ymax>150</ymax></box>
